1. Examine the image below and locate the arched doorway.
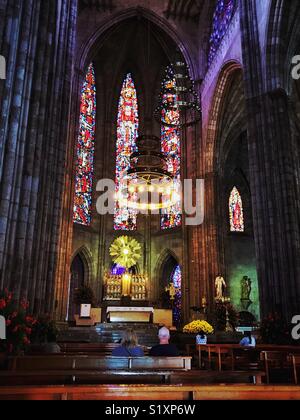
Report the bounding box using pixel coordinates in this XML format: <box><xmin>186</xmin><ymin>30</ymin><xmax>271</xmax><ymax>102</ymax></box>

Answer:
<box><xmin>160</xmin><ymin>255</ymin><xmax>182</xmax><ymax>327</ymax></box>
<box><xmin>68</xmin><ymin>254</ymin><xmax>85</xmax><ymax>321</ymax></box>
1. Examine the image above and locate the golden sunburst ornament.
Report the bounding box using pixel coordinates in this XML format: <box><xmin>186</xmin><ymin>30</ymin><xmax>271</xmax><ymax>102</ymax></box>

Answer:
<box><xmin>109</xmin><ymin>236</ymin><xmax>142</xmax><ymax>269</ymax></box>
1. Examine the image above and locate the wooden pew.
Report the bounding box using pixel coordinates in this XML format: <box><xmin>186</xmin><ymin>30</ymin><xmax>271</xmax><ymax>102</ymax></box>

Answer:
<box><xmin>261</xmin><ymin>351</ymin><xmax>293</xmax><ymax>384</ymax></box>
<box><xmin>0</xmin><ymin>356</ymin><xmax>192</xmax><ymax>386</ymax></box>
<box><xmin>0</xmin><ymin>384</ymin><xmax>300</xmax><ymax>400</ymax></box>
<box><xmin>292</xmin><ymin>355</ymin><xmax>300</xmax><ymax>385</ymax></box>
<box><xmin>0</xmin><ymin>354</ymin><xmax>266</xmax><ymax>386</ymax></box>
<box><xmin>187</xmin><ymin>344</ymin><xmax>300</xmax><ymax>370</ymax></box>
<box><xmin>231</xmin><ymin>348</ymin><xmax>262</xmax><ymax>372</ymax></box>
<box><xmin>7</xmin><ymin>355</ymin><xmax>192</xmax><ymax>372</ymax></box>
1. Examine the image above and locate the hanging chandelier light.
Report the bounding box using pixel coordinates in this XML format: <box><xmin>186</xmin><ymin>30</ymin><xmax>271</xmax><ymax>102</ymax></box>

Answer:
<box><xmin>118</xmin><ymin>135</ymin><xmax>180</xmax><ymax>212</ymax></box>
<box><xmin>155</xmin><ymin>52</ymin><xmax>202</xmax><ymax>128</ymax></box>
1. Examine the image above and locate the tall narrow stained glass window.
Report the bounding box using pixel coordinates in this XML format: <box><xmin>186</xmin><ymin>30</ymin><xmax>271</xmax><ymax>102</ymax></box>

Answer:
<box><xmin>161</xmin><ymin>71</ymin><xmax>182</xmax><ymax>230</ymax></box>
<box><xmin>172</xmin><ymin>265</ymin><xmax>182</xmax><ymax>326</ymax></box>
<box><xmin>208</xmin><ymin>0</ymin><xmax>236</xmax><ymax>66</ymax></box>
<box><xmin>229</xmin><ymin>187</ymin><xmax>244</xmax><ymax>232</ymax></box>
<box><xmin>114</xmin><ymin>74</ymin><xmax>139</xmax><ymax>231</ymax></box>
<box><xmin>73</xmin><ymin>63</ymin><xmax>96</xmax><ymax>226</ymax></box>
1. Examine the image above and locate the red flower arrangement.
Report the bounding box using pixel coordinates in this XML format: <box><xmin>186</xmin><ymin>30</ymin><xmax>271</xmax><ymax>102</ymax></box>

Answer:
<box><xmin>0</xmin><ymin>289</ymin><xmax>37</xmax><ymax>355</ymax></box>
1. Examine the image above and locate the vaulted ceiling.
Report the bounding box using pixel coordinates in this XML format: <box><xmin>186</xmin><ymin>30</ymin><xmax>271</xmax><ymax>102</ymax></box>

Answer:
<box><xmin>79</xmin><ymin>0</ymin><xmax>115</xmax><ymax>13</ymax></box>
<box><xmin>79</xmin><ymin>0</ymin><xmax>213</xmax><ymax>23</ymax></box>
<box><xmin>163</xmin><ymin>0</ymin><xmax>206</xmax><ymax>22</ymax></box>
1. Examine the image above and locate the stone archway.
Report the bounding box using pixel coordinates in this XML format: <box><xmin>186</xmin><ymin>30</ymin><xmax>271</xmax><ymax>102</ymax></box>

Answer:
<box><xmin>55</xmin><ymin>9</ymin><xmax>195</xmax><ymax>321</ymax></box>
<box><xmin>156</xmin><ymin>251</ymin><xmax>182</xmax><ymax>326</ymax></box>
<box><xmin>67</xmin><ymin>247</ymin><xmax>93</xmax><ymax>322</ymax></box>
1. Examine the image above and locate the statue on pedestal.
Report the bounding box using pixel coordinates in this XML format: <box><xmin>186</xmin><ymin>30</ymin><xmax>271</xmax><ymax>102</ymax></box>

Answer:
<box><xmin>215</xmin><ymin>274</ymin><xmax>226</xmax><ymax>301</ymax></box>
<box><xmin>241</xmin><ymin>276</ymin><xmax>252</xmax><ymax>310</ymax></box>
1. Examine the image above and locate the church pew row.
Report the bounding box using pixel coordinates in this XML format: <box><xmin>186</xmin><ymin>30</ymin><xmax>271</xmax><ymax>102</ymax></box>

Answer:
<box><xmin>186</xmin><ymin>344</ymin><xmax>300</xmax><ymax>371</ymax></box>
<box><xmin>6</xmin><ymin>356</ymin><xmax>192</xmax><ymax>372</ymax></box>
<box><xmin>29</xmin><ymin>343</ymin><xmax>151</xmax><ymax>356</ymax></box>
<box><xmin>0</xmin><ymin>355</ymin><xmax>266</xmax><ymax>386</ymax></box>
<box><xmin>0</xmin><ymin>384</ymin><xmax>300</xmax><ymax>400</ymax></box>
<box><xmin>58</xmin><ymin>343</ymin><xmax>151</xmax><ymax>354</ymax></box>
<box><xmin>292</xmin><ymin>355</ymin><xmax>300</xmax><ymax>385</ymax></box>
<box><xmin>0</xmin><ymin>369</ymin><xmax>266</xmax><ymax>386</ymax></box>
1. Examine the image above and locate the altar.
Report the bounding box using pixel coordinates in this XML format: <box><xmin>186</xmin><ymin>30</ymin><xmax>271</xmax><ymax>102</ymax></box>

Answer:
<box><xmin>107</xmin><ymin>307</ymin><xmax>154</xmax><ymax>323</ymax></box>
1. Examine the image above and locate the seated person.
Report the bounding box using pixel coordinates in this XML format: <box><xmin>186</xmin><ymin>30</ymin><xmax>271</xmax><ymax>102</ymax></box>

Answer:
<box><xmin>112</xmin><ymin>329</ymin><xmax>144</xmax><ymax>357</ymax></box>
<box><xmin>150</xmin><ymin>327</ymin><xmax>180</xmax><ymax>357</ymax></box>
<box><xmin>240</xmin><ymin>331</ymin><xmax>256</xmax><ymax>348</ymax></box>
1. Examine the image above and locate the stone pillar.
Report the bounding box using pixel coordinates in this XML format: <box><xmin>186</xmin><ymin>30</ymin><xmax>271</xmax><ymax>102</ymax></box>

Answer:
<box><xmin>0</xmin><ymin>0</ymin><xmax>78</xmax><ymax>314</ymax></box>
<box><xmin>239</xmin><ymin>0</ymin><xmax>300</xmax><ymax>320</ymax></box>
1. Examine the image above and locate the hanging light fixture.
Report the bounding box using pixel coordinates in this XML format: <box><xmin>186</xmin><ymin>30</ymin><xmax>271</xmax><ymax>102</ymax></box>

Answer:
<box><xmin>119</xmin><ymin>135</ymin><xmax>179</xmax><ymax>212</ymax></box>
<box><xmin>155</xmin><ymin>51</ymin><xmax>201</xmax><ymax>128</ymax></box>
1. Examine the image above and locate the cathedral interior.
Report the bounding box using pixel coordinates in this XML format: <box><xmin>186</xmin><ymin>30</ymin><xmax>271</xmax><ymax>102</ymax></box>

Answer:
<box><xmin>0</xmin><ymin>0</ymin><xmax>300</xmax><ymax>401</ymax></box>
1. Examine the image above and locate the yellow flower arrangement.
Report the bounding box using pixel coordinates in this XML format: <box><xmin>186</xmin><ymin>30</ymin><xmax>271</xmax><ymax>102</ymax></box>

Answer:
<box><xmin>183</xmin><ymin>320</ymin><xmax>214</xmax><ymax>335</ymax></box>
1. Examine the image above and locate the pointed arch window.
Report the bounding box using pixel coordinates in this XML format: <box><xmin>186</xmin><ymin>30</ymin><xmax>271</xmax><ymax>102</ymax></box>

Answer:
<box><xmin>208</xmin><ymin>0</ymin><xmax>237</xmax><ymax>66</ymax></box>
<box><xmin>73</xmin><ymin>63</ymin><xmax>96</xmax><ymax>226</ymax></box>
<box><xmin>114</xmin><ymin>73</ymin><xmax>139</xmax><ymax>231</ymax></box>
<box><xmin>161</xmin><ymin>72</ymin><xmax>182</xmax><ymax>230</ymax></box>
<box><xmin>172</xmin><ymin>265</ymin><xmax>182</xmax><ymax>326</ymax></box>
<box><xmin>229</xmin><ymin>187</ymin><xmax>244</xmax><ymax>232</ymax></box>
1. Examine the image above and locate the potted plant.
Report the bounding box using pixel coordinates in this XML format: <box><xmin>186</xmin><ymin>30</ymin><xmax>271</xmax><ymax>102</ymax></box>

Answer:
<box><xmin>0</xmin><ymin>289</ymin><xmax>37</xmax><ymax>356</ymax></box>
<box><xmin>30</xmin><ymin>315</ymin><xmax>60</xmax><ymax>353</ymax></box>
<box><xmin>74</xmin><ymin>285</ymin><xmax>95</xmax><ymax>318</ymax></box>
<box><xmin>183</xmin><ymin>320</ymin><xmax>214</xmax><ymax>344</ymax></box>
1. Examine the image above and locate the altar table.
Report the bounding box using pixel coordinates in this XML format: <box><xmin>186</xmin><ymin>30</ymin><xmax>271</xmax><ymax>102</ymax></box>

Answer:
<box><xmin>107</xmin><ymin>307</ymin><xmax>154</xmax><ymax>323</ymax></box>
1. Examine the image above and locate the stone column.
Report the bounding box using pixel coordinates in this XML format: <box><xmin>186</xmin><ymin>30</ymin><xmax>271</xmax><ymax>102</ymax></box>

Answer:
<box><xmin>239</xmin><ymin>0</ymin><xmax>300</xmax><ymax>320</ymax></box>
<box><xmin>0</xmin><ymin>0</ymin><xmax>78</xmax><ymax>314</ymax></box>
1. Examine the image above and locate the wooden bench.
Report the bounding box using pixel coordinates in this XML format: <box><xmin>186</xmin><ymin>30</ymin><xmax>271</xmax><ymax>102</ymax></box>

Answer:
<box><xmin>0</xmin><ymin>369</ymin><xmax>265</xmax><ymax>386</ymax></box>
<box><xmin>292</xmin><ymin>355</ymin><xmax>300</xmax><ymax>385</ymax></box>
<box><xmin>0</xmin><ymin>355</ymin><xmax>266</xmax><ymax>386</ymax></box>
<box><xmin>0</xmin><ymin>356</ymin><xmax>192</xmax><ymax>386</ymax></box>
<box><xmin>7</xmin><ymin>356</ymin><xmax>192</xmax><ymax>372</ymax></box>
<box><xmin>187</xmin><ymin>344</ymin><xmax>300</xmax><ymax>371</ymax></box>
<box><xmin>261</xmin><ymin>351</ymin><xmax>293</xmax><ymax>384</ymax></box>
<box><xmin>0</xmin><ymin>384</ymin><xmax>300</xmax><ymax>400</ymax></box>
<box><xmin>58</xmin><ymin>343</ymin><xmax>122</xmax><ymax>354</ymax></box>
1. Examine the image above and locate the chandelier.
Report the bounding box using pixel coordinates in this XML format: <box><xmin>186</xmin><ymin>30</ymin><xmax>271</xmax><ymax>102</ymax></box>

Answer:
<box><xmin>155</xmin><ymin>53</ymin><xmax>201</xmax><ymax>128</ymax></box>
<box><xmin>118</xmin><ymin>135</ymin><xmax>180</xmax><ymax>212</ymax></box>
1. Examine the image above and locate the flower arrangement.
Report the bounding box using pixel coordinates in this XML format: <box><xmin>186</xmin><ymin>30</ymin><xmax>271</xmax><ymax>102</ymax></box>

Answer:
<box><xmin>183</xmin><ymin>320</ymin><xmax>214</xmax><ymax>335</ymax></box>
<box><xmin>0</xmin><ymin>289</ymin><xmax>37</xmax><ymax>354</ymax></box>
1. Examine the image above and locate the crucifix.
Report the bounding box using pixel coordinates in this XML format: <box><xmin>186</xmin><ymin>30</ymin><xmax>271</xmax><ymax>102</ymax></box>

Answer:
<box><xmin>165</xmin><ymin>283</ymin><xmax>180</xmax><ymax>301</ymax></box>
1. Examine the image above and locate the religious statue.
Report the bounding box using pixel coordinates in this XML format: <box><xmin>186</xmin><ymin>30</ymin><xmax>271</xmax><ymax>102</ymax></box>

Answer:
<box><xmin>215</xmin><ymin>274</ymin><xmax>226</xmax><ymax>300</ymax></box>
<box><xmin>241</xmin><ymin>276</ymin><xmax>252</xmax><ymax>301</ymax></box>
<box><xmin>241</xmin><ymin>276</ymin><xmax>252</xmax><ymax>310</ymax></box>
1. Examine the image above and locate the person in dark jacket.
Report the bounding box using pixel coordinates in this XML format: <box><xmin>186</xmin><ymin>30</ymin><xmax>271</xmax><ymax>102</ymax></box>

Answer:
<box><xmin>150</xmin><ymin>327</ymin><xmax>180</xmax><ymax>357</ymax></box>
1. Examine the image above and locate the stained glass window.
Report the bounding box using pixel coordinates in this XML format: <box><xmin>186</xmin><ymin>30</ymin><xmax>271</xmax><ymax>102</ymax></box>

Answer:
<box><xmin>73</xmin><ymin>63</ymin><xmax>96</xmax><ymax>226</ymax></box>
<box><xmin>172</xmin><ymin>265</ymin><xmax>182</xmax><ymax>326</ymax></box>
<box><xmin>229</xmin><ymin>187</ymin><xmax>244</xmax><ymax>232</ymax></box>
<box><xmin>114</xmin><ymin>74</ymin><xmax>139</xmax><ymax>231</ymax></box>
<box><xmin>208</xmin><ymin>0</ymin><xmax>236</xmax><ymax>66</ymax></box>
<box><xmin>161</xmin><ymin>73</ymin><xmax>182</xmax><ymax>230</ymax></box>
